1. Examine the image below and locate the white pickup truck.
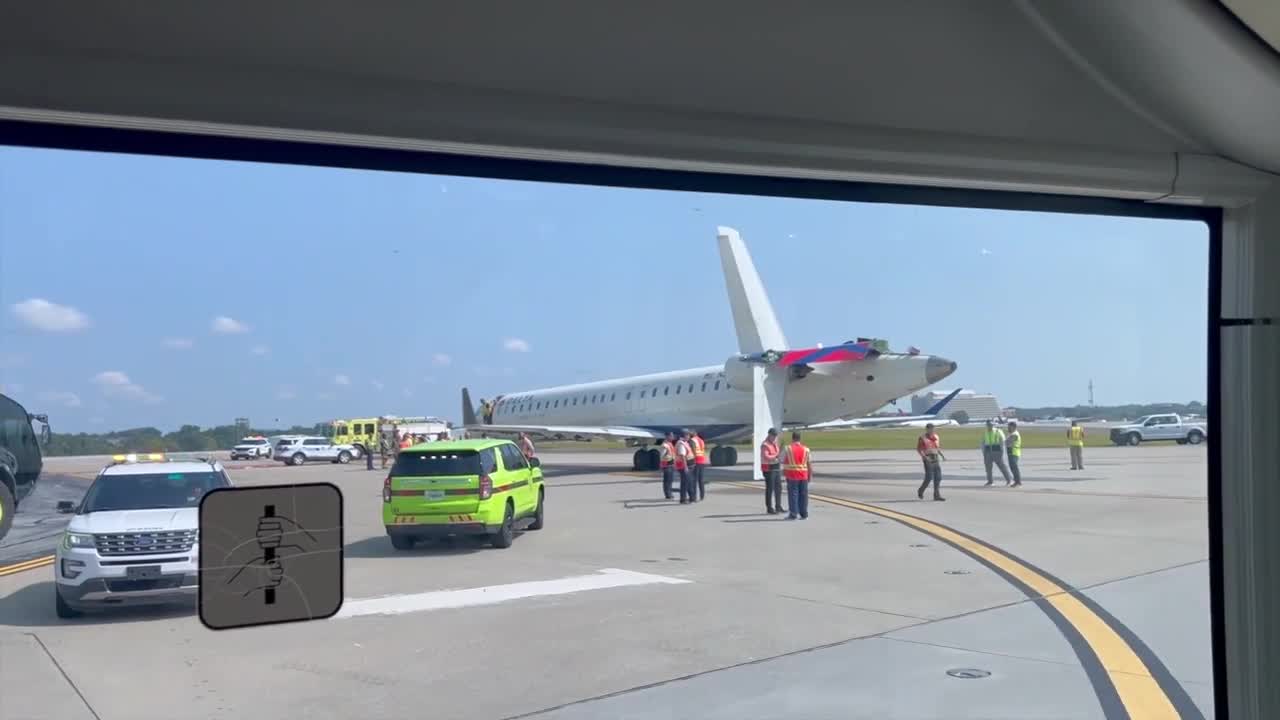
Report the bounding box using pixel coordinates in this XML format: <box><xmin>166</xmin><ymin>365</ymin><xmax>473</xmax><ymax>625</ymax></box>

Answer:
<box><xmin>1109</xmin><ymin>413</ymin><xmax>1208</xmax><ymax>446</ymax></box>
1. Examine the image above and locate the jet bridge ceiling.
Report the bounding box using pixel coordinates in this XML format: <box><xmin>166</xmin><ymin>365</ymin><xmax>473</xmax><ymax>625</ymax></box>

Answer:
<box><xmin>0</xmin><ymin>1</ymin><xmax>1277</xmax><ymax>196</ymax></box>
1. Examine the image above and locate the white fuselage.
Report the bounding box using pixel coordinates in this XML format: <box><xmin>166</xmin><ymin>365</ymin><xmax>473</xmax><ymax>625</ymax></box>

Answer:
<box><xmin>490</xmin><ymin>353</ymin><xmax>943</xmax><ymax>443</ymax></box>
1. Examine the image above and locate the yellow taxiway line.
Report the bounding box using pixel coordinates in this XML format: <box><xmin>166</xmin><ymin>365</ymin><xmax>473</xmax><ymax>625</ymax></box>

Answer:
<box><xmin>722</xmin><ymin>481</ymin><xmax>1201</xmax><ymax>720</ymax></box>
<box><xmin>0</xmin><ymin>554</ymin><xmax>54</xmax><ymax>577</ymax></box>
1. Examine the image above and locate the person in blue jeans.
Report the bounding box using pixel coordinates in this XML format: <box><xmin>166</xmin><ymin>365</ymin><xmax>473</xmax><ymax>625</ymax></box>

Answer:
<box><xmin>782</xmin><ymin>431</ymin><xmax>812</xmax><ymax>519</ymax></box>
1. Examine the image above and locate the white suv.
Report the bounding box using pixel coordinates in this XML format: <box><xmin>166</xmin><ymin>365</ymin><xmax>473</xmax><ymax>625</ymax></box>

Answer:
<box><xmin>230</xmin><ymin>436</ymin><xmax>273</xmax><ymax>460</ymax></box>
<box><xmin>273</xmin><ymin>435</ymin><xmax>356</xmax><ymax>466</ymax></box>
<box><xmin>53</xmin><ymin>453</ymin><xmax>232</xmax><ymax>618</ymax></box>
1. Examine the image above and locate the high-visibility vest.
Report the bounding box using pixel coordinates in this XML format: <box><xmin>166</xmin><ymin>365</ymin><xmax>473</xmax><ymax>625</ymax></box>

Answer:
<box><xmin>675</xmin><ymin>440</ymin><xmax>691</xmax><ymax>469</ymax></box>
<box><xmin>1068</xmin><ymin>426</ymin><xmax>1085</xmax><ymax>447</ymax></box>
<box><xmin>761</xmin><ymin>439</ymin><xmax>780</xmax><ymax>471</ymax></box>
<box><xmin>692</xmin><ymin>436</ymin><xmax>708</xmax><ymax>464</ymax></box>
<box><xmin>1007</xmin><ymin>431</ymin><xmax>1022</xmax><ymax>457</ymax></box>
<box><xmin>983</xmin><ymin>429</ymin><xmax>1002</xmax><ymax>448</ymax></box>
<box><xmin>660</xmin><ymin>441</ymin><xmax>676</xmax><ymax>467</ymax></box>
<box><xmin>783</xmin><ymin>442</ymin><xmax>810</xmax><ymax>481</ymax></box>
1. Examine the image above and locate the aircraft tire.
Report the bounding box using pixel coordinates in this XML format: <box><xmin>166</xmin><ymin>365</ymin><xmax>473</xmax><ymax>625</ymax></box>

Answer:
<box><xmin>646</xmin><ymin>448</ymin><xmax>661</xmax><ymax>470</ymax></box>
<box><xmin>726</xmin><ymin>447</ymin><xmax>739</xmax><ymax>466</ymax></box>
<box><xmin>633</xmin><ymin>449</ymin><xmax>647</xmax><ymax>471</ymax></box>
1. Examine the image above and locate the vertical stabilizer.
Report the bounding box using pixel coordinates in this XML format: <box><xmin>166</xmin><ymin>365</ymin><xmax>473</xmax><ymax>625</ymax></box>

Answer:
<box><xmin>717</xmin><ymin>227</ymin><xmax>788</xmax><ymax>354</ymax></box>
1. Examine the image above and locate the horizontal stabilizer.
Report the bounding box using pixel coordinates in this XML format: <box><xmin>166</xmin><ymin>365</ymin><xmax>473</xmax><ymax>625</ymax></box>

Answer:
<box><xmin>741</xmin><ymin>341</ymin><xmax>878</xmax><ymax>367</ymax></box>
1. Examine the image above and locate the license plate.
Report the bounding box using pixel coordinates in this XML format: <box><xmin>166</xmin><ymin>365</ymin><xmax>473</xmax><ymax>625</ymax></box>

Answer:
<box><xmin>126</xmin><ymin>565</ymin><xmax>162</xmax><ymax>580</ymax></box>
<box><xmin>424</xmin><ymin>490</ymin><xmax>445</xmax><ymax>500</ymax></box>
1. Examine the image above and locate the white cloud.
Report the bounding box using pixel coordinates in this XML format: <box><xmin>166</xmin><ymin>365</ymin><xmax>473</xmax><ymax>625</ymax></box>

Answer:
<box><xmin>163</xmin><ymin>338</ymin><xmax>194</xmax><ymax>350</ymax></box>
<box><xmin>250</xmin><ymin>345</ymin><xmax>270</xmax><ymax>356</ymax></box>
<box><xmin>432</xmin><ymin>353</ymin><xmax>452</xmax><ymax>366</ymax></box>
<box><xmin>11</xmin><ymin>298</ymin><xmax>90</xmax><ymax>333</ymax></box>
<box><xmin>211</xmin><ymin>316</ymin><xmax>249</xmax><ymax>334</ymax></box>
<box><xmin>371</xmin><ymin>380</ymin><xmax>385</xmax><ymax>391</ymax></box>
<box><xmin>980</xmin><ymin>248</ymin><xmax>993</xmax><ymax>256</ymax></box>
<box><xmin>40</xmin><ymin>391</ymin><xmax>81</xmax><ymax>408</ymax></box>
<box><xmin>333</xmin><ymin>374</ymin><xmax>351</xmax><ymax>386</ymax></box>
<box><xmin>503</xmin><ymin>338</ymin><xmax>531</xmax><ymax>353</ymax></box>
<box><xmin>402</xmin><ymin>388</ymin><xmax>415</xmax><ymax>398</ymax></box>
<box><xmin>92</xmin><ymin>371</ymin><xmax>162</xmax><ymax>404</ymax></box>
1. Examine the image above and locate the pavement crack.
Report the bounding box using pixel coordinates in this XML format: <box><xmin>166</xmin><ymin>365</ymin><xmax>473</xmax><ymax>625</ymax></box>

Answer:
<box><xmin>881</xmin><ymin>635</ymin><xmax>1081</xmax><ymax>668</ymax></box>
<box><xmin>773</xmin><ymin>592</ymin><xmax>929</xmax><ymax>621</ymax></box>
<box><xmin>26</xmin><ymin>632</ymin><xmax>103</xmax><ymax>720</ymax></box>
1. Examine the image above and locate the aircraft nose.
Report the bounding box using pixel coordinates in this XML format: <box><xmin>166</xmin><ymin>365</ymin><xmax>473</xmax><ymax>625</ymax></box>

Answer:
<box><xmin>926</xmin><ymin>356</ymin><xmax>958</xmax><ymax>384</ymax></box>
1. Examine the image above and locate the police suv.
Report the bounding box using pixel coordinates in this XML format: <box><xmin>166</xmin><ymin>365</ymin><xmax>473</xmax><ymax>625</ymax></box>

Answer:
<box><xmin>53</xmin><ymin>453</ymin><xmax>232</xmax><ymax>618</ymax></box>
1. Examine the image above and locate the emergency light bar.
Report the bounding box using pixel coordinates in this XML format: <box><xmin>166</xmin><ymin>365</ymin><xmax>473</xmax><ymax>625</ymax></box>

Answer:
<box><xmin>111</xmin><ymin>452</ymin><xmax>165</xmax><ymax>464</ymax></box>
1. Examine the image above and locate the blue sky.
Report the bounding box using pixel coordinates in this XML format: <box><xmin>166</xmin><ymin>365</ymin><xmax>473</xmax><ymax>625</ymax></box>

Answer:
<box><xmin>0</xmin><ymin>147</ymin><xmax>1207</xmax><ymax>432</ymax></box>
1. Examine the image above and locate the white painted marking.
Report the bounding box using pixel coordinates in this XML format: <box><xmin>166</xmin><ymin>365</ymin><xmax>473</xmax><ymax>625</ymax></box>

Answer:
<box><xmin>334</xmin><ymin>568</ymin><xmax>690</xmax><ymax>619</ymax></box>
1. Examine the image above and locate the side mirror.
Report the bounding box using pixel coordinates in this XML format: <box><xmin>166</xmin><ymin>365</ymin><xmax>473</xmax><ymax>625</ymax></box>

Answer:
<box><xmin>56</xmin><ymin>500</ymin><xmax>75</xmax><ymax>514</ymax></box>
<box><xmin>529</xmin><ymin>457</ymin><xmax>541</xmax><ymax>468</ymax></box>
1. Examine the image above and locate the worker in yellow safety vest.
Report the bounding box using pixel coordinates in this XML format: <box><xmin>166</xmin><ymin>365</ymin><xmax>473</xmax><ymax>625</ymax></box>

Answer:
<box><xmin>689</xmin><ymin>429</ymin><xmax>708</xmax><ymax>501</ymax></box>
<box><xmin>1005</xmin><ymin>421</ymin><xmax>1023</xmax><ymax>487</ymax></box>
<box><xmin>980</xmin><ymin>419</ymin><xmax>1013</xmax><ymax>487</ymax></box>
<box><xmin>782</xmin><ymin>431</ymin><xmax>812</xmax><ymax>520</ymax></box>
<box><xmin>1068</xmin><ymin>420</ymin><xmax>1086</xmax><ymax>470</ymax></box>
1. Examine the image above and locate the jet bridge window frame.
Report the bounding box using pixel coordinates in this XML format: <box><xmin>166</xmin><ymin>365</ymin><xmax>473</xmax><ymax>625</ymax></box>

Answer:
<box><xmin>3</xmin><ymin>115</ymin><xmax>1232</xmax><ymax>719</ymax></box>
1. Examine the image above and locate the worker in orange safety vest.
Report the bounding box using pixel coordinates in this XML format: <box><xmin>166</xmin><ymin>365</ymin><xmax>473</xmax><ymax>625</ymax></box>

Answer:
<box><xmin>782</xmin><ymin>431</ymin><xmax>812</xmax><ymax>520</ymax></box>
<box><xmin>659</xmin><ymin>432</ymin><xmax>677</xmax><ymax>500</ymax></box>
<box><xmin>675</xmin><ymin>431</ymin><xmax>695</xmax><ymax>504</ymax></box>
<box><xmin>760</xmin><ymin>427</ymin><xmax>785</xmax><ymax>514</ymax></box>
<box><xmin>689</xmin><ymin>429</ymin><xmax>708</xmax><ymax>501</ymax></box>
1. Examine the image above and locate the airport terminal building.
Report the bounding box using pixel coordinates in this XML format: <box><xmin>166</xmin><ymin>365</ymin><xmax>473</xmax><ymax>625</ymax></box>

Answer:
<box><xmin>912</xmin><ymin>389</ymin><xmax>1002</xmax><ymax>422</ymax></box>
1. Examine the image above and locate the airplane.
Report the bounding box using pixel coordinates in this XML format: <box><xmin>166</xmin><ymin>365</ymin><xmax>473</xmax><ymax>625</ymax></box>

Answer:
<box><xmin>461</xmin><ymin>226</ymin><xmax>958</xmax><ymax>479</ymax></box>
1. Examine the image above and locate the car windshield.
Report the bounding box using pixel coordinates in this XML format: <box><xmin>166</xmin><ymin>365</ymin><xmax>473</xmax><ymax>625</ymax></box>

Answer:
<box><xmin>80</xmin><ymin>471</ymin><xmax>225</xmax><ymax>512</ymax></box>
<box><xmin>391</xmin><ymin>450</ymin><xmax>481</xmax><ymax>477</ymax></box>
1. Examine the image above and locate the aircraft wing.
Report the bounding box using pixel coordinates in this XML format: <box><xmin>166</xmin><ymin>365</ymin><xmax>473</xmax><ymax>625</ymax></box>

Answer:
<box><xmin>802</xmin><ymin>388</ymin><xmax>965</xmax><ymax>430</ymax></box>
<box><xmin>459</xmin><ymin>423</ymin><xmax>663</xmax><ymax>442</ymax></box>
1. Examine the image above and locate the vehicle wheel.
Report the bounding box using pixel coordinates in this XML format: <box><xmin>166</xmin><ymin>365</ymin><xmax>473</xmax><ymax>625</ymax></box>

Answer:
<box><xmin>491</xmin><ymin>501</ymin><xmax>515</xmax><ymax>548</ymax></box>
<box><xmin>55</xmin><ymin>588</ymin><xmax>81</xmax><ymax>619</ymax></box>
<box><xmin>389</xmin><ymin>534</ymin><xmax>415</xmax><ymax>551</ymax></box>
<box><xmin>633</xmin><ymin>449</ymin><xmax>647</xmax><ymax>471</ymax></box>
<box><xmin>529</xmin><ymin>489</ymin><xmax>545</xmax><ymax>530</ymax></box>
<box><xmin>337</xmin><ymin>451</ymin><xmax>352</xmax><ymax>464</ymax></box>
<box><xmin>1126</xmin><ymin>433</ymin><xmax>1141</xmax><ymax>446</ymax></box>
<box><xmin>0</xmin><ymin>480</ymin><xmax>14</xmax><ymax>542</ymax></box>
<box><xmin>352</xmin><ymin>445</ymin><xmax>365</xmax><ymax>459</ymax></box>
<box><xmin>726</xmin><ymin>447</ymin><xmax>739</xmax><ymax>465</ymax></box>
<box><xmin>1187</xmin><ymin>430</ymin><xmax>1204</xmax><ymax>445</ymax></box>
<box><xmin>646</xmin><ymin>448</ymin><xmax>660</xmax><ymax>471</ymax></box>
<box><xmin>290</xmin><ymin>453</ymin><xmax>306</xmax><ymax>466</ymax></box>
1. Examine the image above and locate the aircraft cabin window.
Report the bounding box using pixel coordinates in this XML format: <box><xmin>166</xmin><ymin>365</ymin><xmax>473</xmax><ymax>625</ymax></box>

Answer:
<box><xmin>664</xmin><ymin>387</ymin><xmax>670</xmax><ymax>396</ymax></box>
<box><xmin>626</xmin><ymin>392</ymin><xmax>632</xmax><ymax>400</ymax></box>
<box><xmin>676</xmin><ymin>385</ymin><xmax>682</xmax><ymax>394</ymax></box>
<box><xmin>610</xmin><ymin>393</ymin><xmax>616</xmax><ymax>402</ymax></box>
<box><xmin>714</xmin><ymin>381</ymin><xmax>721</xmax><ymax>390</ymax></box>
<box><xmin>688</xmin><ymin>384</ymin><xmax>694</xmax><ymax>393</ymax></box>
<box><xmin>640</xmin><ymin>390</ymin><xmax>646</xmax><ymax>398</ymax></box>
<box><xmin>701</xmin><ymin>382</ymin><xmax>707</xmax><ymax>392</ymax></box>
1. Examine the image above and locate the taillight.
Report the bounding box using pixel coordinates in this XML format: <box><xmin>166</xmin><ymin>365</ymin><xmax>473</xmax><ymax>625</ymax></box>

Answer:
<box><xmin>382</xmin><ymin>474</ymin><xmax>392</xmax><ymax>503</ymax></box>
<box><xmin>479</xmin><ymin>475</ymin><xmax>492</xmax><ymax>500</ymax></box>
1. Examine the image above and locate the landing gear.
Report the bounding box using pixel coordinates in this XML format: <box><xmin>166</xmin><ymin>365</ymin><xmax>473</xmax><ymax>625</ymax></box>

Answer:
<box><xmin>709</xmin><ymin>446</ymin><xmax>738</xmax><ymax>467</ymax></box>
<box><xmin>632</xmin><ymin>447</ymin><xmax>662</xmax><ymax>471</ymax></box>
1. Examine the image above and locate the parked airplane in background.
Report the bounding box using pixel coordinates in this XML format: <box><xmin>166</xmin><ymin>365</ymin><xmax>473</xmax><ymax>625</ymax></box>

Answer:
<box><xmin>463</xmin><ymin>227</ymin><xmax>958</xmax><ymax>478</ymax></box>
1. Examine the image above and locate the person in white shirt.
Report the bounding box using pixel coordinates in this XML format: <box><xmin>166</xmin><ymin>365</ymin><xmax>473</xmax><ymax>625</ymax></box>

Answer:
<box><xmin>980</xmin><ymin>419</ymin><xmax>1013</xmax><ymax>486</ymax></box>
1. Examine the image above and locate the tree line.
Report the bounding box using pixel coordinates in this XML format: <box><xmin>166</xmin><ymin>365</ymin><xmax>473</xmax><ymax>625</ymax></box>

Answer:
<box><xmin>44</xmin><ymin>423</ymin><xmax>330</xmax><ymax>457</ymax></box>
